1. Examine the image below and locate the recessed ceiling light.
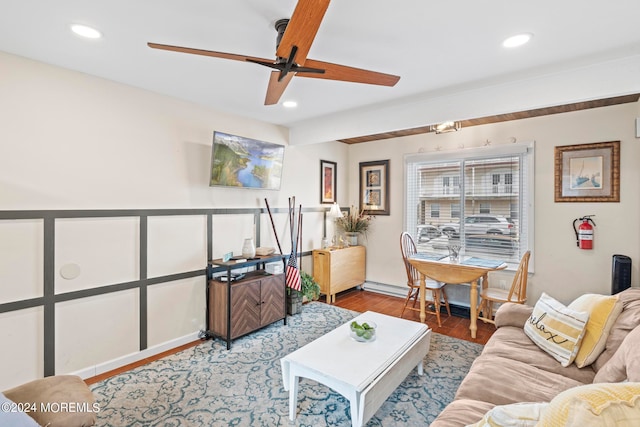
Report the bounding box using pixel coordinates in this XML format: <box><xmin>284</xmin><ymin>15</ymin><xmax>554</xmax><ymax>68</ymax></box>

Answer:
<box><xmin>283</xmin><ymin>101</ymin><xmax>297</xmax><ymax>108</ymax></box>
<box><xmin>70</xmin><ymin>24</ymin><xmax>102</xmax><ymax>39</ymax></box>
<box><xmin>502</xmin><ymin>33</ymin><xmax>532</xmax><ymax>48</ymax></box>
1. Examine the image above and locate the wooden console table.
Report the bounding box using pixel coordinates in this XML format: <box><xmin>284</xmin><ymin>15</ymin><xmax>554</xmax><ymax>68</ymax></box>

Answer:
<box><xmin>313</xmin><ymin>246</ymin><xmax>365</xmax><ymax>303</ymax></box>
<box><xmin>207</xmin><ymin>254</ymin><xmax>287</xmax><ymax>349</ymax></box>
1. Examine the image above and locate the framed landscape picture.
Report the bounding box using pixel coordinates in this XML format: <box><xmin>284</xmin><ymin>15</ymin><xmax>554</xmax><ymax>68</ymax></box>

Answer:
<box><xmin>554</xmin><ymin>141</ymin><xmax>620</xmax><ymax>202</ymax></box>
<box><xmin>209</xmin><ymin>131</ymin><xmax>285</xmax><ymax>190</ymax></box>
<box><xmin>359</xmin><ymin>160</ymin><xmax>390</xmax><ymax>215</ymax></box>
<box><xmin>320</xmin><ymin>160</ymin><xmax>337</xmax><ymax>204</ymax></box>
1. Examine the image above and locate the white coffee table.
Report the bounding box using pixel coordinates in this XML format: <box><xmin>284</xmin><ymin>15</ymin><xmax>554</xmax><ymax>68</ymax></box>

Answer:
<box><xmin>281</xmin><ymin>311</ymin><xmax>431</xmax><ymax>427</ymax></box>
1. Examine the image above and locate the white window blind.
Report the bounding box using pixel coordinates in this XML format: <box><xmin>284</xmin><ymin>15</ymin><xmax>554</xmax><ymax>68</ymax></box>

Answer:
<box><xmin>405</xmin><ymin>142</ymin><xmax>534</xmax><ymax>265</ymax></box>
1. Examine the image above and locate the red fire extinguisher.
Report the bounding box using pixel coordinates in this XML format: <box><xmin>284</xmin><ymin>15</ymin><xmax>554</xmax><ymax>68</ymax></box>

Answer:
<box><xmin>573</xmin><ymin>215</ymin><xmax>596</xmax><ymax>249</ymax></box>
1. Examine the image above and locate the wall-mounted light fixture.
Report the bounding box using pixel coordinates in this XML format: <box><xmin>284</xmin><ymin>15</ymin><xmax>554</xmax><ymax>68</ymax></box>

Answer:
<box><xmin>430</xmin><ymin>121</ymin><xmax>461</xmax><ymax>134</ymax></box>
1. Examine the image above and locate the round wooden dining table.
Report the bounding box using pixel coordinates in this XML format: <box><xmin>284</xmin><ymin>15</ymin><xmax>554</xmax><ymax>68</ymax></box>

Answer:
<box><xmin>408</xmin><ymin>256</ymin><xmax>507</xmax><ymax>338</ymax></box>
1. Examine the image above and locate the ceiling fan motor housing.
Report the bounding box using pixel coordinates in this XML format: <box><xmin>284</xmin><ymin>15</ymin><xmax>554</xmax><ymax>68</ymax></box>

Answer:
<box><xmin>147</xmin><ymin>0</ymin><xmax>399</xmax><ymax>106</ymax></box>
<box><xmin>275</xmin><ymin>19</ymin><xmax>290</xmax><ymax>53</ymax></box>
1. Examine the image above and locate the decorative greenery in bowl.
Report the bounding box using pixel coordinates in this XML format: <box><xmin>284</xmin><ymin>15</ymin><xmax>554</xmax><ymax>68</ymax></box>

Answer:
<box><xmin>349</xmin><ymin>320</ymin><xmax>377</xmax><ymax>342</ymax></box>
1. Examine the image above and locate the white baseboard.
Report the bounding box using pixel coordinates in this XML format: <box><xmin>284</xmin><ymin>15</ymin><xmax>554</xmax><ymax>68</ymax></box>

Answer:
<box><xmin>364</xmin><ymin>280</ymin><xmax>472</xmax><ymax>308</ymax></box>
<box><xmin>362</xmin><ymin>281</ymin><xmax>406</xmax><ymax>298</ymax></box>
<box><xmin>71</xmin><ymin>332</ymin><xmax>201</xmax><ymax>380</ymax></box>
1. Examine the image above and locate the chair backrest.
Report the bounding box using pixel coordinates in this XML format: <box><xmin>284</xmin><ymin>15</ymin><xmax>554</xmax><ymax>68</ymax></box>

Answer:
<box><xmin>400</xmin><ymin>232</ymin><xmax>420</xmax><ymax>286</ymax></box>
<box><xmin>507</xmin><ymin>250</ymin><xmax>531</xmax><ymax>303</ymax></box>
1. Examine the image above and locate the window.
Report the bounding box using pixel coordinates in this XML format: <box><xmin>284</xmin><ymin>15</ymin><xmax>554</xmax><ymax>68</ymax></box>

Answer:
<box><xmin>441</xmin><ymin>175</ymin><xmax>460</xmax><ymax>194</ymax></box>
<box><xmin>430</xmin><ymin>203</ymin><xmax>440</xmax><ymax>218</ymax></box>
<box><xmin>492</xmin><ymin>174</ymin><xmax>501</xmax><ymax>194</ymax></box>
<box><xmin>505</xmin><ymin>173</ymin><xmax>513</xmax><ymax>194</ymax></box>
<box><xmin>451</xmin><ymin>203</ymin><xmax>461</xmax><ymax>218</ymax></box>
<box><xmin>405</xmin><ymin>142</ymin><xmax>534</xmax><ymax>265</ymax></box>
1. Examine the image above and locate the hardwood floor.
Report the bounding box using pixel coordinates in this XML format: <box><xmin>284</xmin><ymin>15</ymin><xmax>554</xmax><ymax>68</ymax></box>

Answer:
<box><xmin>85</xmin><ymin>288</ymin><xmax>494</xmax><ymax>386</ymax></box>
<box><xmin>329</xmin><ymin>288</ymin><xmax>496</xmax><ymax>345</ymax></box>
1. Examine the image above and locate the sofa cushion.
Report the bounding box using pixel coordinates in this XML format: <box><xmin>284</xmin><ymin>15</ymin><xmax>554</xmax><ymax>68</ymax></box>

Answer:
<box><xmin>568</xmin><ymin>293</ymin><xmax>623</xmax><ymax>368</ymax></box>
<box><xmin>494</xmin><ymin>302</ymin><xmax>533</xmax><ymax>329</ymax></box>
<box><xmin>593</xmin><ymin>288</ymin><xmax>640</xmax><ymax>372</ymax></box>
<box><xmin>0</xmin><ymin>392</ymin><xmax>39</xmax><ymax>427</ymax></box>
<box><xmin>455</xmin><ymin>354</ymin><xmax>585</xmax><ymax>406</ymax></box>
<box><xmin>523</xmin><ymin>292</ymin><xmax>589</xmax><ymax>367</ymax></box>
<box><xmin>429</xmin><ymin>399</ymin><xmax>495</xmax><ymax>427</ymax></box>
<box><xmin>594</xmin><ymin>325</ymin><xmax>640</xmax><ymax>383</ymax></box>
<box><xmin>482</xmin><ymin>326</ymin><xmax>595</xmax><ymax>384</ymax></box>
<box><xmin>538</xmin><ymin>382</ymin><xmax>640</xmax><ymax>426</ymax></box>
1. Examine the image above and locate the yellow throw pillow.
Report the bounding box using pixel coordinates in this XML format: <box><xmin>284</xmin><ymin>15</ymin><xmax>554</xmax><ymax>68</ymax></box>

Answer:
<box><xmin>538</xmin><ymin>382</ymin><xmax>640</xmax><ymax>427</ymax></box>
<box><xmin>569</xmin><ymin>294</ymin><xmax>623</xmax><ymax>368</ymax></box>
<box><xmin>523</xmin><ymin>293</ymin><xmax>589</xmax><ymax>367</ymax></box>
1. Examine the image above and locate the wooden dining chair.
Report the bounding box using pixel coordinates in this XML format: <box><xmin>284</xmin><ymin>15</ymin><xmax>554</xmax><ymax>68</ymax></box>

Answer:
<box><xmin>399</xmin><ymin>232</ymin><xmax>451</xmax><ymax>327</ymax></box>
<box><xmin>477</xmin><ymin>250</ymin><xmax>531</xmax><ymax>325</ymax></box>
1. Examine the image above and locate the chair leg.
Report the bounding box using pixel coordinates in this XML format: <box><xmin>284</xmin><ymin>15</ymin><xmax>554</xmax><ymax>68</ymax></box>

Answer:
<box><xmin>441</xmin><ymin>288</ymin><xmax>451</xmax><ymax>317</ymax></box>
<box><xmin>432</xmin><ymin>289</ymin><xmax>442</xmax><ymax>327</ymax></box>
<box><xmin>400</xmin><ymin>289</ymin><xmax>413</xmax><ymax>318</ymax></box>
<box><xmin>401</xmin><ymin>288</ymin><xmax>418</xmax><ymax>318</ymax></box>
<box><xmin>478</xmin><ymin>298</ymin><xmax>487</xmax><ymax>322</ymax></box>
<box><xmin>411</xmin><ymin>289</ymin><xmax>419</xmax><ymax>308</ymax></box>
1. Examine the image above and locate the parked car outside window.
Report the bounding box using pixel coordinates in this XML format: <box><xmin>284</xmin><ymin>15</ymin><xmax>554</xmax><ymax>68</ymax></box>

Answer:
<box><xmin>440</xmin><ymin>214</ymin><xmax>515</xmax><ymax>237</ymax></box>
<box><xmin>416</xmin><ymin>224</ymin><xmax>441</xmax><ymax>242</ymax></box>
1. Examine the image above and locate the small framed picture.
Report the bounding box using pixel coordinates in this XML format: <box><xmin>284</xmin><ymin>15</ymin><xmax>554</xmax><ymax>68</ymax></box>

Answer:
<box><xmin>359</xmin><ymin>160</ymin><xmax>390</xmax><ymax>215</ymax></box>
<box><xmin>320</xmin><ymin>160</ymin><xmax>337</xmax><ymax>204</ymax></box>
<box><xmin>554</xmin><ymin>141</ymin><xmax>620</xmax><ymax>202</ymax></box>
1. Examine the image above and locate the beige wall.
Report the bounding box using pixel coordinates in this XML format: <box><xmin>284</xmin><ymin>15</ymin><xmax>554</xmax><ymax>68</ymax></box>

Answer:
<box><xmin>348</xmin><ymin>102</ymin><xmax>640</xmax><ymax>306</ymax></box>
<box><xmin>0</xmin><ymin>51</ymin><xmax>348</xmax><ymax>389</ymax></box>
<box><xmin>1</xmin><ymin>48</ymin><xmax>639</xmax><ymax>389</ymax></box>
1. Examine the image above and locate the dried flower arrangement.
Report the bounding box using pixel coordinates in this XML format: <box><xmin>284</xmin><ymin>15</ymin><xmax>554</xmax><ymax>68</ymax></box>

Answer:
<box><xmin>335</xmin><ymin>206</ymin><xmax>374</xmax><ymax>235</ymax></box>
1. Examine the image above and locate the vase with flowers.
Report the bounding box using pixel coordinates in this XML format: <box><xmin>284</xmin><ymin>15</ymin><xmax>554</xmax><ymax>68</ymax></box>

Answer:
<box><xmin>335</xmin><ymin>206</ymin><xmax>374</xmax><ymax>246</ymax></box>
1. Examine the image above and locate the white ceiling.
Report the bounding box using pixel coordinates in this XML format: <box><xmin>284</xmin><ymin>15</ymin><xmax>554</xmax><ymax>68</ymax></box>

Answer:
<box><xmin>2</xmin><ymin>0</ymin><xmax>640</xmax><ymax>144</ymax></box>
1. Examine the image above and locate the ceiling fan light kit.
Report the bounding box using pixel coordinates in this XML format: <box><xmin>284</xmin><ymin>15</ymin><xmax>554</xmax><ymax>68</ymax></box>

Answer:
<box><xmin>147</xmin><ymin>0</ymin><xmax>400</xmax><ymax>106</ymax></box>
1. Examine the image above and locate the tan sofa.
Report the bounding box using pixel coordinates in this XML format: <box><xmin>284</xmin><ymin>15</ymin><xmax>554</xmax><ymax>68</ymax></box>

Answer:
<box><xmin>431</xmin><ymin>288</ymin><xmax>640</xmax><ymax>426</ymax></box>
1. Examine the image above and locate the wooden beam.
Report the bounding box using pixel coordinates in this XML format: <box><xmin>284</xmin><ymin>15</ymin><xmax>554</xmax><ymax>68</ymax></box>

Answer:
<box><xmin>338</xmin><ymin>94</ymin><xmax>640</xmax><ymax>144</ymax></box>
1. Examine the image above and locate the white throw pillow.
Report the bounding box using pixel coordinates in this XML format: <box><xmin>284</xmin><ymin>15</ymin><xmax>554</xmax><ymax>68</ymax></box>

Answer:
<box><xmin>523</xmin><ymin>292</ymin><xmax>589</xmax><ymax>367</ymax></box>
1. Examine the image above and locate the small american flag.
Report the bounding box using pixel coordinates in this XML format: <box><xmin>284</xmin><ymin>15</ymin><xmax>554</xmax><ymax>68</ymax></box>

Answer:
<box><xmin>285</xmin><ymin>253</ymin><xmax>301</xmax><ymax>291</ymax></box>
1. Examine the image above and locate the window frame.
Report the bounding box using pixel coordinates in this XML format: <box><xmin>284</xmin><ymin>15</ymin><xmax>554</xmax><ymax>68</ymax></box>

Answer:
<box><xmin>404</xmin><ymin>142</ymin><xmax>534</xmax><ymax>269</ymax></box>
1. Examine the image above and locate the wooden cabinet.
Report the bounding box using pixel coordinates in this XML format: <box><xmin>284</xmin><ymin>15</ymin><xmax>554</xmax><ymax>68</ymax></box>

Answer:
<box><xmin>313</xmin><ymin>246</ymin><xmax>365</xmax><ymax>303</ymax></box>
<box><xmin>208</xmin><ymin>271</ymin><xmax>285</xmax><ymax>349</ymax></box>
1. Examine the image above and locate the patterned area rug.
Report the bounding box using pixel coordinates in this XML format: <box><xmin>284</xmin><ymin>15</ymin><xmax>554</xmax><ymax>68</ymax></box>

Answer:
<box><xmin>91</xmin><ymin>302</ymin><xmax>483</xmax><ymax>426</ymax></box>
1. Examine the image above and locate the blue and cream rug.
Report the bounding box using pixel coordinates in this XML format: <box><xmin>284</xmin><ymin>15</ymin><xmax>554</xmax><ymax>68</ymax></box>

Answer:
<box><xmin>91</xmin><ymin>302</ymin><xmax>482</xmax><ymax>426</ymax></box>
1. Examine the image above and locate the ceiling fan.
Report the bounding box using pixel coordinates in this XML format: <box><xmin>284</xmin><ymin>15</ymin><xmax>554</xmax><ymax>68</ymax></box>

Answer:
<box><xmin>148</xmin><ymin>0</ymin><xmax>400</xmax><ymax>106</ymax></box>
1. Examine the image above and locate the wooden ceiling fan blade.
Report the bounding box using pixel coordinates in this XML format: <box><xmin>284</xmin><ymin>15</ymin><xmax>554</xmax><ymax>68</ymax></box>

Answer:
<box><xmin>298</xmin><ymin>59</ymin><xmax>400</xmax><ymax>86</ymax></box>
<box><xmin>148</xmin><ymin>42</ymin><xmax>272</xmax><ymax>64</ymax></box>
<box><xmin>276</xmin><ymin>0</ymin><xmax>330</xmax><ymax>64</ymax></box>
<box><xmin>264</xmin><ymin>71</ymin><xmax>295</xmax><ymax>105</ymax></box>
